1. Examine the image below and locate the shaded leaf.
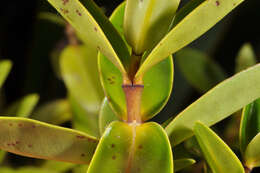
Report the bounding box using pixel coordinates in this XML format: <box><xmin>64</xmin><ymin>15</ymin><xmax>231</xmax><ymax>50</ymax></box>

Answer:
<box><xmin>124</xmin><ymin>0</ymin><xmax>180</xmax><ymax>54</ymax></box>
<box><xmin>0</xmin><ymin>167</ymin><xmax>59</xmax><ymax>173</ymax></box>
<box><xmin>88</xmin><ymin>121</ymin><xmax>173</xmax><ymax>173</ymax></box>
<box><xmin>239</xmin><ymin>98</ymin><xmax>260</xmax><ymax>154</ymax></box>
<box><xmin>166</xmin><ymin>64</ymin><xmax>260</xmax><ymax>146</ymax></box>
<box><xmin>174</xmin><ymin>158</ymin><xmax>196</xmax><ymax>172</ymax></box>
<box><xmin>99</xmin><ymin>98</ymin><xmax>119</xmax><ymax>135</ymax></box>
<box><xmin>41</xmin><ymin>160</ymin><xmax>75</xmax><ymax>172</ymax></box>
<box><xmin>194</xmin><ymin>122</ymin><xmax>244</xmax><ymax>173</ymax></box>
<box><xmin>38</xmin><ymin>12</ymin><xmax>66</xmax><ymax>26</ymax></box>
<box><xmin>99</xmin><ymin>3</ymin><xmax>173</xmax><ymax>121</ymax></box>
<box><xmin>32</xmin><ymin>99</ymin><xmax>72</xmax><ymax>125</ymax></box>
<box><xmin>47</xmin><ymin>0</ymin><xmax>130</xmax><ymax>74</ymax></box>
<box><xmin>4</xmin><ymin>94</ymin><xmax>39</xmax><ymax>118</ymax></box>
<box><xmin>0</xmin><ymin>60</ymin><xmax>12</xmax><ymax>89</ymax></box>
<box><xmin>244</xmin><ymin>132</ymin><xmax>260</xmax><ymax>169</ymax></box>
<box><xmin>136</xmin><ymin>0</ymin><xmax>245</xmax><ymax>78</ymax></box>
<box><xmin>235</xmin><ymin>43</ymin><xmax>256</xmax><ymax>73</ymax></box>
<box><xmin>0</xmin><ymin>117</ymin><xmax>98</xmax><ymax>164</ymax></box>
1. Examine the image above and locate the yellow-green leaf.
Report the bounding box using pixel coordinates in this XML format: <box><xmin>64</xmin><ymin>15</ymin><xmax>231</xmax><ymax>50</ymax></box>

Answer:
<box><xmin>99</xmin><ymin>98</ymin><xmax>119</xmax><ymax>135</ymax></box>
<box><xmin>47</xmin><ymin>0</ymin><xmax>130</xmax><ymax>74</ymax></box>
<box><xmin>166</xmin><ymin>63</ymin><xmax>260</xmax><ymax>146</ymax></box>
<box><xmin>0</xmin><ymin>60</ymin><xmax>12</xmax><ymax>89</ymax></box>
<box><xmin>0</xmin><ymin>117</ymin><xmax>98</xmax><ymax>164</ymax></box>
<box><xmin>136</xmin><ymin>0</ymin><xmax>245</xmax><ymax>78</ymax></box>
<box><xmin>244</xmin><ymin>132</ymin><xmax>260</xmax><ymax>169</ymax></box>
<box><xmin>174</xmin><ymin>158</ymin><xmax>196</xmax><ymax>172</ymax></box>
<box><xmin>194</xmin><ymin>122</ymin><xmax>244</xmax><ymax>173</ymax></box>
<box><xmin>124</xmin><ymin>0</ymin><xmax>180</xmax><ymax>54</ymax></box>
<box><xmin>87</xmin><ymin>121</ymin><xmax>173</xmax><ymax>173</ymax></box>
<box><xmin>32</xmin><ymin>99</ymin><xmax>72</xmax><ymax>125</ymax></box>
<box><xmin>176</xmin><ymin>48</ymin><xmax>226</xmax><ymax>93</ymax></box>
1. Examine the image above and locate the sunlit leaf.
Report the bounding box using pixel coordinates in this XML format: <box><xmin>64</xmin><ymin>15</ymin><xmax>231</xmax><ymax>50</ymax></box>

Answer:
<box><xmin>174</xmin><ymin>158</ymin><xmax>196</xmax><ymax>172</ymax></box>
<box><xmin>41</xmin><ymin>160</ymin><xmax>75</xmax><ymax>172</ymax></box>
<box><xmin>47</xmin><ymin>0</ymin><xmax>130</xmax><ymax>74</ymax></box>
<box><xmin>0</xmin><ymin>117</ymin><xmax>98</xmax><ymax>164</ymax></box>
<box><xmin>136</xmin><ymin>0</ymin><xmax>245</xmax><ymax>78</ymax></box>
<box><xmin>99</xmin><ymin>3</ymin><xmax>173</xmax><ymax>121</ymax></box>
<box><xmin>244</xmin><ymin>132</ymin><xmax>260</xmax><ymax>169</ymax></box>
<box><xmin>99</xmin><ymin>98</ymin><xmax>119</xmax><ymax>135</ymax></box>
<box><xmin>0</xmin><ymin>60</ymin><xmax>12</xmax><ymax>89</ymax></box>
<box><xmin>176</xmin><ymin>48</ymin><xmax>226</xmax><ymax>93</ymax></box>
<box><xmin>88</xmin><ymin>121</ymin><xmax>173</xmax><ymax>173</ymax></box>
<box><xmin>32</xmin><ymin>99</ymin><xmax>71</xmax><ymax>125</ymax></box>
<box><xmin>194</xmin><ymin>122</ymin><xmax>244</xmax><ymax>173</ymax></box>
<box><xmin>235</xmin><ymin>43</ymin><xmax>256</xmax><ymax>73</ymax></box>
<box><xmin>4</xmin><ymin>94</ymin><xmax>39</xmax><ymax>118</ymax></box>
<box><xmin>239</xmin><ymin>98</ymin><xmax>260</xmax><ymax>154</ymax></box>
<box><xmin>166</xmin><ymin>64</ymin><xmax>260</xmax><ymax>146</ymax></box>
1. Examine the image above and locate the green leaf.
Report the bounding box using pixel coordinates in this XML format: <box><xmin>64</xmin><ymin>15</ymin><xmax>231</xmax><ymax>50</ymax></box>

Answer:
<box><xmin>136</xmin><ymin>0</ymin><xmax>245</xmax><ymax>78</ymax></box>
<box><xmin>244</xmin><ymin>132</ymin><xmax>260</xmax><ymax>169</ymax></box>
<box><xmin>194</xmin><ymin>122</ymin><xmax>244</xmax><ymax>173</ymax></box>
<box><xmin>235</xmin><ymin>43</ymin><xmax>256</xmax><ymax>73</ymax></box>
<box><xmin>47</xmin><ymin>0</ymin><xmax>130</xmax><ymax>74</ymax></box>
<box><xmin>32</xmin><ymin>99</ymin><xmax>72</xmax><ymax>125</ymax></box>
<box><xmin>41</xmin><ymin>160</ymin><xmax>75</xmax><ymax>172</ymax></box>
<box><xmin>99</xmin><ymin>98</ymin><xmax>119</xmax><ymax>135</ymax></box>
<box><xmin>174</xmin><ymin>158</ymin><xmax>196</xmax><ymax>172</ymax></box>
<box><xmin>60</xmin><ymin>45</ymin><xmax>103</xmax><ymax>114</ymax></box>
<box><xmin>70</xmin><ymin>96</ymin><xmax>100</xmax><ymax>138</ymax></box>
<box><xmin>239</xmin><ymin>98</ymin><xmax>260</xmax><ymax>154</ymax></box>
<box><xmin>73</xmin><ymin>165</ymin><xmax>88</xmax><ymax>173</ymax></box>
<box><xmin>166</xmin><ymin>63</ymin><xmax>260</xmax><ymax>146</ymax></box>
<box><xmin>87</xmin><ymin>121</ymin><xmax>173</xmax><ymax>173</ymax></box>
<box><xmin>0</xmin><ymin>167</ymin><xmax>60</xmax><ymax>173</ymax></box>
<box><xmin>176</xmin><ymin>48</ymin><xmax>226</xmax><ymax>93</ymax></box>
<box><xmin>4</xmin><ymin>94</ymin><xmax>39</xmax><ymax>118</ymax></box>
<box><xmin>0</xmin><ymin>117</ymin><xmax>98</xmax><ymax>164</ymax></box>
<box><xmin>124</xmin><ymin>0</ymin><xmax>180</xmax><ymax>54</ymax></box>
<box><xmin>99</xmin><ymin>3</ymin><xmax>173</xmax><ymax>120</ymax></box>
<box><xmin>0</xmin><ymin>60</ymin><xmax>12</xmax><ymax>89</ymax></box>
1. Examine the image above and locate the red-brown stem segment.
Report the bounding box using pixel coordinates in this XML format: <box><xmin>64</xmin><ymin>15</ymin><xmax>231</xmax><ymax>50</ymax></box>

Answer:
<box><xmin>122</xmin><ymin>84</ymin><xmax>144</xmax><ymax>123</ymax></box>
<box><xmin>244</xmin><ymin>166</ymin><xmax>252</xmax><ymax>173</ymax></box>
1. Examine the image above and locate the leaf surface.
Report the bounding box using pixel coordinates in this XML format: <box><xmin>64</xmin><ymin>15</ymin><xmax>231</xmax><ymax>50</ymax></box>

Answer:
<box><xmin>136</xmin><ymin>0</ymin><xmax>245</xmax><ymax>77</ymax></box>
<box><xmin>194</xmin><ymin>122</ymin><xmax>244</xmax><ymax>173</ymax></box>
<box><xmin>0</xmin><ymin>60</ymin><xmax>12</xmax><ymax>89</ymax></box>
<box><xmin>244</xmin><ymin>132</ymin><xmax>260</xmax><ymax>169</ymax></box>
<box><xmin>166</xmin><ymin>64</ymin><xmax>260</xmax><ymax>146</ymax></box>
<box><xmin>47</xmin><ymin>0</ymin><xmax>130</xmax><ymax>74</ymax></box>
<box><xmin>174</xmin><ymin>158</ymin><xmax>196</xmax><ymax>172</ymax></box>
<box><xmin>0</xmin><ymin>117</ymin><xmax>98</xmax><ymax>164</ymax></box>
<box><xmin>176</xmin><ymin>48</ymin><xmax>226</xmax><ymax>93</ymax></box>
<box><xmin>87</xmin><ymin>121</ymin><xmax>173</xmax><ymax>173</ymax></box>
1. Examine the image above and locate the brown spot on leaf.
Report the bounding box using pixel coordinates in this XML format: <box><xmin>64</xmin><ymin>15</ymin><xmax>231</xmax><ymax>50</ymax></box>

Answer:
<box><xmin>32</xmin><ymin>125</ymin><xmax>36</xmax><ymax>128</ymax></box>
<box><xmin>107</xmin><ymin>77</ymin><xmax>115</xmax><ymax>85</ymax></box>
<box><xmin>62</xmin><ymin>0</ymin><xmax>69</xmax><ymax>5</ymax></box>
<box><xmin>97</xmin><ymin>46</ymin><xmax>100</xmax><ymax>50</ymax></box>
<box><xmin>81</xmin><ymin>153</ymin><xmax>85</xmax><ymax>157</ymax></box>
<box><xmin>112</xmin><ymin>155</ymin><xmax>116</xmax><ymax>160</ymax></box>
<box><xmin>18</xmin><ymin>123</ymin><xmax>23</xmax><ymax>127</ymax></box>
<box><xmin>215</xmin><ymin>0</ymin><xmax>220</xmax><ymax>6</ymax></box>
<box><xmin>28</xmin><ymin>144</ymin><xmax>32</xmax><ymax>148</ymax></box>
<box><xmin>9</xmin><ymin>123</ymin><xmax>13</xmax><ymax>127</ymax></box>
<box><xmin>16</xmin><ymin>141</ymin><xmax>20</xmax><ymax>144</ymax></box>
<box><xmin>60</xmin><ymin>8</ymin><xmax>69</xmax><ymax>14</ymax></box>
<box><xmin>76</xmin><ymin>9</ymin><xmax>82</xmax><ymax>16</ymax></box>
<box><xmin>138</xmin><ymin>145</ymin><xmax>143</xmax><ymax>149</ymax></box>
<box><xmin>7</xmin><ymin>143</ymin><xmax>11</xmax><ymax>147</ymax></box>
<box><xmin>94</xmin><ymin>27</ymin><xmax>97</xmax><ymax>32</ymax></box>
<box><xmin>76</xmin><ymin>135</ymin><xmax>85</xmax><ymax>139</ymax></box>
<box><xmin>111</xmin><ymin>144</ymin><xmax>115</xmax><ymax>148</ymax></box>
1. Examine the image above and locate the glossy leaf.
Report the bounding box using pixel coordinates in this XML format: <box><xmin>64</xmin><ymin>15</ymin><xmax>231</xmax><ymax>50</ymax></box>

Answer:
<box><xmin>194</xmin><ymin>122</ymin><xmax>244</xmax><ymax>173</ymax></box>
<box><xmin>174</xmin><ymin>158</ymin><xmax>196</xmax><ymax>172</ymax></box>
<box><xmin>88</xmin><ymin>121</ymin><xmax>173</xmax><ymax>173</ymax></box>
<box><xmin>32</xmin><ymin>99</ymin><xmax>72</xmax><ymax>125</ymax></box>
<box><xmin>166</xmin><ymin>64</ymin><xmax>260</xmax><ymax>146</ymax></box>
<box><xmin>239</xmin><ymin>98</ymin><xmax>260</xmax><ymax>154</ymax></box>
<box><xmin>176</xmin><ymin>48</ymin><xmax>226</xmax><ymax>93</ymax></box>
<box><xmin>4</xmin><ymin>94</ymin><xmax>39</xmax><ymax>118</ymax></box>
<box><xmin>0</xmin><ymin>60</ymin><xmax>12</xmax><ymax>89</ymax></box>
<box><xmin>235</xmin><ymin>43</ymin><xmax>256</xmax><ymax>73</ymax></box>
<box><xmin>99</xmin><ymin>3</ymin><xmax>173</xmax><ymax>120</ymax></box>
<box><xmin>70</xmin><ymin>96</ymin><xmax>100</xmax><ymax>138</ymax></box>
<box><xmin>124</xmin><ymin>0</ymin><xmax>180</xmax><ymax>54</ymax></box>
<box><xmin>41</xmin><ymin>160</ymin><xmax>75</xmax><ymax>172</ymax></box>
<box><xmin>47</xmin><ymin>0</ymin><xmax>130</xmax><ymax>74</ymax></box>
<box><xmin>244</xmin><ymin>132</ymin><xmax>260</xmax><ymax>169</ymax></box>
<box><xmin>0</xmin><ymin>117</ymin><xmax>98</xmax><ymax>164</ymax></box>
<box><xmin>99</xmin><ymin>98</ymin><xmax>119</xmax><ymax>135</ymax></box>
<box><xmin>136</xmin><ymin>0</ymin><xmax>245</xmax><ymax>78</ymax></box>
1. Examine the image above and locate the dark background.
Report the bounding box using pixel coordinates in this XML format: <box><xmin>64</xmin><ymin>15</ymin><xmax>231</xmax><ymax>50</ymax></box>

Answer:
<box><xmin>0</xmin><ymin>0</ymin><xmax>260</xmax><ymax>172</ymax></box>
